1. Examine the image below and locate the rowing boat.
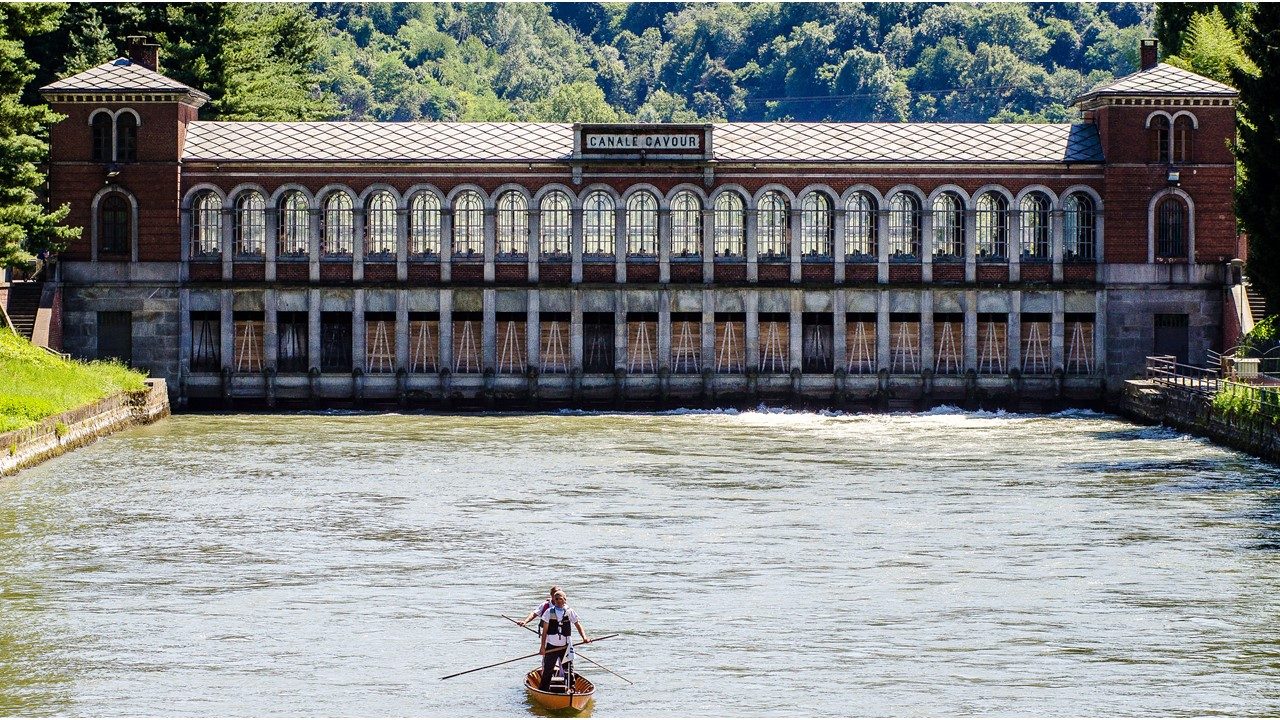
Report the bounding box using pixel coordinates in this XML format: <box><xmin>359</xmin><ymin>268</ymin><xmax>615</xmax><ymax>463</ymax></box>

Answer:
<box><xmin>524</xmin><ymin>668</ymin><xmax>595</xmax><ymax>713</ymax></box>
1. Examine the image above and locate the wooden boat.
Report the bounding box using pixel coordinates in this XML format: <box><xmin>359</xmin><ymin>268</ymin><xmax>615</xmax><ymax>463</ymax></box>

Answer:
<box><xmin>524</xmin><ymin>667</ymin><xmax>595</xmax><ymax>713</ymax></box>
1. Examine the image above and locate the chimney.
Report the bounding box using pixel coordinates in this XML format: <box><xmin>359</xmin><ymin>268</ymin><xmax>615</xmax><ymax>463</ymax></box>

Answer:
<box><xmin>123</xmin><ymin>35</ymin><xmax>160</xmax><ymax>72</ymax></box>
<box><xmin>1141</xmin><ymin>38</ymin><xmax>1158</xmax><ymax>71</ymax></box>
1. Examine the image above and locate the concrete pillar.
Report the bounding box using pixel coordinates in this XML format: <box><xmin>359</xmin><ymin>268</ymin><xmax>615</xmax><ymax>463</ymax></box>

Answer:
<box><xmin>833</xmin><ymin>291</ymin><xmax>847</xmax><ymax>371</ymax></box>
<box><xmin>483</xmin><ymin>207</ymin><xmax>496</xmax><ymax>284</ymax></box>
<box><xmin>353</xmin><ymin>208</ymin><xmax>365</xmax><ymax>283</ymax></box>
<box><xmin>1051</xmin><ymin>208</ymin><xmax>1065</xmax><ymax>283</ymax></box>
<box><xmin>615</xmin><ymin>205</ymin><xmax>627</xmax><ymax>283</ymax></box>
<box><xmin>964</xmin><ymin>208</ymin><xmax>977</xmax><ymax>283</ymax></box>
<box><xmin>789</xmin><ymin>290</ymin><xmax>802</xmax><ymax>372</ymax></box>
<box><xmin>789</xmin><ymin>206</ymin><xmax>802</xmax><ymax>284</ymax></box>
<box><xmin>1008</xmin><ymin>290</ymin><xmax>1022</xmax><ymax>372</ymax></box>
<box><xmin>702</xmin><ymin>207</ymin><xmax>715</xmax><ymax>283</ymax></box>
<box><xmin>745</xmin><ymin>209</ymin><xmax>759</xmax><ymax>283</ymax></box>
<box><xmin>482</xmin><ymin>288</ymin><xmax>496</xmax><ymax>372</ymax></box>
<box><xmin>658</xmin><ymin>289</ymin><xmax>672</xmax><ymax>371</ymax></box>
<box><xmin>264</xmin><ymin>289</ymin><xmax>279</xmax><ymax>371</ymax></box>
<box><xmin>877</xmin><ymin>209</ymin><xmax>890</xmax><ymax>284</ymax></box>
<box><xmin>352</xmin><ymin>289</ymin><xmax>366</xmax><ymax>373</ymax></box>
<box><xmin>439</xmin><ymin>289</ymin><xmax>453</xmax><ymax>373</ymax></box>
<box><xmin>876</xmin><ymin>290</ymin><xmax>890</xmax><ymax>372</ymax></box>
<box><xmin>527</xmin><ymin>289</ymin><xmax>540</xmax><ymax>369</ymax></box>
<box><xmin>1051</xmin><ymin>291</ymin><xmax>1065</xmax><ymax>373</ymax></box>
<box><xmin>570</xmin><ymin>290</ymin><xmax>584</xmax><ymax>372</ymax></box>
<box><xmin>920</xmin><ymin>291</ymin><xmax>935</xmax><ymax>373</ymax></box>
<box><xmin>1009</xmin><ymin>207</ymin><xmax>1021</xmax><ymax>283</ymax></box>
<box><xmin>440</xmin><ymin>208</ymin><xmax>453</xmax><ymax>283</ymax></box>
<box><xmin>221</xmin><ymin>206</ymin><xmax>234</xmax><ymax>281</ymax></box>
<box><xmin>964</xmin><ymin>289</ymin><xmax>978</xmax><ymax>372</ymax></box>
<box><xmin>921</xmin><ymin>204</ymin><xmax>934</xmax><ymax>284</ymax></box>
<box><xmin>309</xmin><ymin>209</ymin><xmax>321</xmax><ymax>283</ymax></box>
<box><xmin>220</xmin><ymin>289</ymin><xmax>233</xmax><ymax>372</ymax></box>
<box><xmin>571</xmin><ymin>202</ymin><xmax>584</xmax><ymax>284</ymax></box>
<box><xmin>179</xmin><ymin>288</ymin><xmax>192</xmax><ymax>375</ymax></box>
<box><xmin>614</xmin><ymin>290</ymin><xmax>627</xmax><ymax>371</ymax></box>
<box><xmin>396</xmin><ymin>208</ymin><xmax>408</xmax><ymax>283</ymax></box>
<box><xmin>527</xmin><ymin>209</ymin><xmax>541</xmax><ymax>283</ymax></box>
<box><xmin>1095</xmin><ymin>209</ymin><xmax>1106</xmax><ymax>283</ymax></box>
<box><xmin>658</xmin><ymin>208</ymin><xmax>671</xmax><ymax>284</ymax></box>
<box><xmin>266</xmin><ymin>208</ymin><xmax>278</xmax><ymax>282</ymax></box>
<box><xmin>833</xmin><ymin>207</ymin><xmax>847</xmax><ymax>284</ymax></box>
<box><xmin>746</xmin><ymin>291</ymin><xmax>760</xmax><ymax>369</ymax></box>
<box><xmin>1094</xmin><ymin>289</ymin><xmax>1107</xmax><ymax>375</ymax></box>
<box><xmin>395</xmin><ymin>289</ymin><xmax>409</xmax><ymax>372</ymax></box>
<box><xmin>701</xmin><ymin>289</ymin><xmax>715</xmax><ymax>370</ymax></box>
<box><xmin>308</xmin><ymin>289</ymin><xmax>321</xmax><ymax>372</ymax></box>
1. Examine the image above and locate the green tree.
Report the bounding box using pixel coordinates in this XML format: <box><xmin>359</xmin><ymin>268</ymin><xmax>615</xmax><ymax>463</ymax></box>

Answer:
<box><xmin>1155</xmin><ymin>2</ymin><xmax>1246</xmax><ymax>57</ymax></box>
<box><xmin>1165</xmin><ymin>8</ymin><xmax>1257</xmax><ymax>86</ymax></box>
<box><xmin>528</xmin><ymin>81</ymin><xmax>622</xmax><ymax>122</ymax></box>
<box><xmin>1234</xmin><ymin>3</ymin><xmax>1280</xmax><ymax>313</ymax></box>
<box><xmin>0</xmin><ymin>3</ymin><xmax>79</xmax><ymax>267</ymax></box>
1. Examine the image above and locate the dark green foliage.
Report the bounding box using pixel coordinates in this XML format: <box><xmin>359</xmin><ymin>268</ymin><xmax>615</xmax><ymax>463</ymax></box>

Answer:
<box><xmin>1155</xmin><ymin>1</ymin><xmax>1247</xmax><ymax>57</ymax></box>
<box><xmin>1234</xmin><ymin>4</ymin><xmax>1280</xmax><ymax>315</ymax></box>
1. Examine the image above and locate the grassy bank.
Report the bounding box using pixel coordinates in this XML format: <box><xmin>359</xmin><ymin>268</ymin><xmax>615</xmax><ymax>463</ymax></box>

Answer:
<box><xmin>0</xmin><ymin>329</ymin><xmax>147</xmax><ymax>433</ymax></box>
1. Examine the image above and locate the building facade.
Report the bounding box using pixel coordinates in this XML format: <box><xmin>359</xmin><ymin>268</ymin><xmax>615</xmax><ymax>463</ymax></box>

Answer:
<box><xmin>40</xmin><ymin>41</ymin><xmax>1240</xmax><ymax>409</ymax></box>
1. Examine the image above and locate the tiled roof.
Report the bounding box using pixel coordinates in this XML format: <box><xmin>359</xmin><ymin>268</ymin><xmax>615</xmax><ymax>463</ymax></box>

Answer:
<box><xmin>40</xmin><ymin>58</ymin><xmax>209</xmax><ymax>99</ymax></box>
<box><xmin>183</xmin><ymin>121</ymin><xmax>1102</xmax><ymax>164</ymax></box>
<box><xmin>1075</xmin><ymin>63</ymin><xmax>1237</xmax><ymax>103</ymax></box>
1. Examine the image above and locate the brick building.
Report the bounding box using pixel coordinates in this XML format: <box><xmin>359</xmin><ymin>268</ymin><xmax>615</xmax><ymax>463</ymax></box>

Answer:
<box><xmin>38</xmin><ymin>41</ymin><xmax>1241</xmax><ymax>408</ymax></box>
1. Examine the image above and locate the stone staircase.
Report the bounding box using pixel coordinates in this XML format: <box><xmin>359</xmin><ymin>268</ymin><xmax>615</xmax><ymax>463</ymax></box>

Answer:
<box><xmin>1246</xmin><ymin>283</ymin><xmax>1268</xmax><ymax>324</ymax></box>
<box><xmin>4</xmin><ymin>281</ymin><xmax>42</xmax><ymax>340</ymax></box>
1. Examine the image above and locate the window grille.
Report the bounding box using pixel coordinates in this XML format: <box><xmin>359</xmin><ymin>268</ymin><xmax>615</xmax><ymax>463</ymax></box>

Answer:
<box><xmin>889</xmin><ymin>317</ymin><xmax>920</xmax><ymax>373</ymax></box>
<box><xmin>800</xmin><ymin>192</ymin><xmax>832</xmax><ymax>257</ymax></box>
<box><xmin>277</xmin><ymin>312</ymin><xmax>308</xmax><ymax>373</ymax></box>
<box><xmin>1173</xmin><ymin>116</ymin><xmax>1194</xmax><ymax>163</ymax></box>
<box><xmin>931</xmin><ymin>193</ymin><xmax>964</xmax><ymax>260</ymax></box>
<box><xmin>975</xmin><ymin>193</ymin><xmax>1008</xmax><ymax>260</ymax></box>
<box><xmin>1156</xmin><ymin>196</ymin><xmax>1187</xmax><ymax>259</ymax></box>
<box><xmin>540</xmin><ymin>191</ymin><xmax>571</xmax><ymax>257</ymax></box>
<box><xmin>408</xmin><ymin>318</ymin><xmax>438</xmax><ymax>373</ymax></box>
<box><xmin>1063</xmin><ymin>194</ymin><xmax>1095</xmax><ymax>261</ymax></box>
<box><xmin>99</xmin><ymin>194</ymin><xmax>130</xmax><ymax>255</ymax></box>
<box><xmin>845</xmin><ymin>193</ymin><xmax>877</xmax><ymax>259</ymax></box>
<box><xmin>540</xmin><ymin>318</ymin><xmax>570</xmax><ymax>374</ymax></box>
<box><xmin>320</xmin><ymin>313</ymin><xmax>352</xmax><ymax>373</ymax></box>
<box><xmin>758</xmin><ymin>191</ymin><xmax>789</xmax><ymax>258</ymax></box>
<box><xmin>583</xmin><ymin>316</ymin><xmax>614</xmax><ymax>372</ymax></box>
<box><xmin>713</xmin><ymin>193</ymin><xmax>744</xmax><ymax>257</ymax></box>
<box><xmin>452</xmin><ymin>317</ymin><xmax>481</xmax><ymax>373</ymax></box>
<box><xmin>1065</xmin><ymin>314</ymin><xmax>1095</xmax><ymax>375</ymax></box>
<box><xmin>366</xmin><ymin>191</ymin><xmax>396</xmax><ymax>257</ymax></box>
<box><xmin>234</xmin><ymin>316</ymin><xmax>264</xmax><ymax>373</ymax></box>
<box><xmin>192</xmin><ymin>192</ymin><xmax>223</xmax><ymax>258</ymax></box>
<box><xmin>234</xmin><ymin>192</ymin><xmax>265</xmax><ymax>256</ymax></box>
<box><xmin>496</xmin><ymin>192</ymin><xmax>528</xmax><ymax>256</ymax></box>
<box><xmin>977</xmin><ymin>314</ymin><xmax>1007</xmax><ymax>375</ymax></box>
<box><xmin>91</xmin><ymin>113</ymin><xmax>112</xmax><ymax>162</ymax></box>
<box><xmin>115</xmin><ymin>112</ymin><xmax>137</xmax><ymax>162</ymax></box>
<box><xmin>409</xmin><ymin>193</ymin><xmax>441</xmax><ymax>256</ymax></box>
<box><xmin>1019</xmin><ymin>193</ymin><xmax>1050</xmax><ymax>261</ymax></box>
<box><xmin>323</xmin><ymin>193</ymin><xmax>354</xmax><ymax>256</ymax></box>
<box><xmin>801</xmin><ymin>314</ymin><xmax>833</xmax><ymax>372</ymax></box>
<box><xmin>845</xmin><ymin>317</ymin><xmax>876</xmax><ymax>374</ymax></box>
<box><xmin>759</xmin><ymin>318</ymin><xmax>789</xmax><ymax>373</ymax></box>
<box><xmin>278</xmin><ymin>191</ymin><xmax>309</xmax><ymax>257</ymax></box>
<box><xmin>583</xmin><ymin>191</ymin><xmax>615</xmax><ymax>256</ymax></box>
<box><xmin>365</xmin><ymin>316</ymin><xmax>395</xmax><ymax>373</ymax></box>
<box><xmin>453</xmin><ymin>191</ymin><xmax>483</xmax><ymax>256</ymax></box>
<box><xmin>934</xmin><ymin>316</ymin><xmax>963</xmax><ymax>375</ymax></box>
<box><xmin>625</xmin><ymin>192</ymin><xmax>658</xmax><ymax>256</ymax></box>
<box><xmin>1021</xmin><ymin>316</ymin><xmax>1051</xmax><ymax>375</ymax></box>
<box><xmin>1150</xmin><ymin>115</ymin><xmax>1171</xmax><ymax>163</ymax></box>
<box><xmin>671</xmin><ymin>191</ymin><xmax>701</xmax><ymax>257</ymax></box>
<box><xmin>888</xmin><ymin>193</ymin><xmax>920</xmax><ymax>260</ymax></box>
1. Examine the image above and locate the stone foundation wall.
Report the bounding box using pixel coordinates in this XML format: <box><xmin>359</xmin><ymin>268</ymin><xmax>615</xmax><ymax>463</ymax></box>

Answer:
<box><xmin>1116</xmin><ymin>379</ymin><xmax>1280</xmax><ymax>464</ymax></box>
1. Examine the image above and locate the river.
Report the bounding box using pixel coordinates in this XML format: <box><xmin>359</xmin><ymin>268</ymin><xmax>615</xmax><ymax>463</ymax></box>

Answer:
<box><xmin>1</xmin><ymin>408</ymin><xmax>1278</xmax><ymax>716</ymax></box>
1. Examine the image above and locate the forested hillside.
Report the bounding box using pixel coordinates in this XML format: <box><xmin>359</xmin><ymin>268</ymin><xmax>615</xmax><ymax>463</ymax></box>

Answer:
<box><xmin>28</xmin><ymin>2</ymin><xmax>1155</xmax><ymax>124</ymax></box>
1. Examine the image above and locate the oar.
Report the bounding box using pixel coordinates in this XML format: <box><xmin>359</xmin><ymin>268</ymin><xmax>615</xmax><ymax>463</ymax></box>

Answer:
<box><xmin>500</xmin><ymin>614</ymin><xmax>634</xmax><ymax>685</ymax></box>
<box><xmin>440</xmin><ymin>634</ymin><xmax>619</xmax><ymax>680</ymax></box>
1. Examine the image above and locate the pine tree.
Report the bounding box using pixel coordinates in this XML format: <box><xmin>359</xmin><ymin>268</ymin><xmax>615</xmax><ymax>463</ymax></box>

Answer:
<box><xmin>1234</xmin><ymin>4</ymin><xmax>1280</xmax><ymax>314</ymax></box>
<box><xmin>0</xmin><ymin>4</ymin><xmax>78</xmax><ymax>268</ymax></box>
<box><xmin>1165</xmin><ymin>8</ymin><xmax>1257</xmax><ymax>85</ymax></box>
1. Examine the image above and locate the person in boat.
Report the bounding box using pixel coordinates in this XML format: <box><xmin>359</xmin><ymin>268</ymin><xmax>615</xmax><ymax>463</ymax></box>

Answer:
<box><xmin>538</xmin><ymin>590</ymin><xmax>590</xmax><ymax>692</ymax></box>
<box><xmin>517</xmin><ymin>585</ymin><xmax>560</xmax><ymax>630</ymax></box>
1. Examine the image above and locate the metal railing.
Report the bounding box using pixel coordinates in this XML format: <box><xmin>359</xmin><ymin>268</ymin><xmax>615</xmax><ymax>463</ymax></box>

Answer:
<box><xmin>1144</xmin><ymin>355</ymin><xmax>1220</xmax><ymax>396</ymax></box>
<box><xmin>1217</xmin><ymin>379</ymin><xmax>1280</xmax><ymax>422</ymax></box>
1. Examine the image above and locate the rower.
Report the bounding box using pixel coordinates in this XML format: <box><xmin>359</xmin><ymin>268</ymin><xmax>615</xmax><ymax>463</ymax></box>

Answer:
<box><xmin>538</xmin><ymin>590</ymin><xmax>590</xmax><ymax>692</ymax></box>
<box><xmin>518</xmin><ymin>585</ymin><xmax>560</xmax><ymax>633</ymax></box>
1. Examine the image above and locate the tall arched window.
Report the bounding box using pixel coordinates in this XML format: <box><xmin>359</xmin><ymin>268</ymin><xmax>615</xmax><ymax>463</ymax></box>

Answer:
<box><xmin>1063</xmin><ymin>193</ymin><xmax>1096</xmax><ymax>261</ymax></box>
<box><xmin>496</xmin><ymin>192</ymin><xmax>527</xmax><ymax>256</ymax></box>
<box><xmin>671</xmin><ymin>191</ymin><xmax>701</xmax><ymax>257</ymax></box>
<box><xmin>1019</xmin><ymin>193</ymin><xmax>1050</xmax><ymax>261</ymax></box>
<box><xmin>99</xmin><ymin>194</ymin><xmax>130</xmax><ymax>255</ymax></box>
<box><xmin>1150</xmin><ymin>115</ymin><xmax>1171</xmax><ymax>163</ymax></box>
<box><xmin>323</xmin><ymin>192</ymin><xmax>354</xmax><ymax>255</ymax></box>
<box><xmin>278</xmin><ymin>191</ymin><xmax>310</xmax><ymax>256</ymax></box>
<box><xmin>541</xmin><ymin>191</ymin><xmax>571</xmax><ymax>257</ymax></box>
<box><xmin>91</xmin><ymin>112</ymin><xmax>112</xmax><ymax>162</ymax></box>
<box><xmin>453</xmin><ymin>190</ymin><xmax>483</xmax><ymax>256</ymax></box>
<box><xmin>975</xmin><ymin>192</ymin><xmax>1008</xmax><ymax>260</ymax></box>
<box><xmin>1173</xmin><ymin>115</ymin><xmax>1195</xmax><ymax>163</ymax></box>
<box><xmin>365</xmin><ymin>191</ymin><xmax>396</xmax><ymax>256</ymax></box>
<box><xmin>931</xmin><ymin>193</ymin><xmax>964</xmax><ymax>260</ymax></box>
<box><xmin>800</xmin><ymin>191</ymin><xmax>832</xmax><ymax>257</ymax></box>
<box><xmin>234</xmin><ymin>192</ymin><xmax>265</xmax><ymax>256</ymax></box>
<box><xmin>888</xmin><ymin>193</ymin><xmax>920</xmax><ymax>260</ymax></box>
<box><xmin>192</xmin><ymin>192</ymin><xmax>222</xmax><ymax>257</ymax></box>
<box><xmin>626</xmin><ymin>191</ymin><xmax>658</xmax><ymax>256</ymax></box>
<box><xmin>409</xmin><ymin>193</ymin><xmax>441</xmax><ymax>256</ymax></box>
<box><xmin>583</xmin><ymin>191</ymin><xmax>614</xmax><ymax>257</ymax></box>
<box><xmin>845</xmin><ymin>192</ymin><xmax>876</xmax><ymax>259</ymax></box>
<box><xmin>713</xmin><ymin>192</ymin><xmax>745</xmax><ymax>257</ymax></box>
<box><xmin>115</xmin><ymin>112</ymin><xmax>138</xmax><ymax>162</ymax></box>
<box><xmin>758</xmin><ymin>191</ymin><xmax>788</xmax><ymax>258</ymax></box>
<box><xmin>1157</xmin><ymin>196</ymin><xmax>1187</xmax><ymax>259</ymax></box>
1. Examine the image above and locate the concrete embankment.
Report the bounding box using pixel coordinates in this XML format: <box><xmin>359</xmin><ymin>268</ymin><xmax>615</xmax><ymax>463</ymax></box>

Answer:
<box><xmin>0</xmin><ymin>379</ymin><xmax>170</xmax><ymax>476</ymax></box>
<box><xmin>1115</xmin><ymin>379</ymin><xmax>1280</xmax><ymax>464</ymax></box>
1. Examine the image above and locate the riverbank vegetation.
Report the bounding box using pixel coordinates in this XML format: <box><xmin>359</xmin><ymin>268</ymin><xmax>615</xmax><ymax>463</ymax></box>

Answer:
<box><xmin>0</xmin><ymin>329</ymin><xmax>146</xmax><ymax>433</ymax></box>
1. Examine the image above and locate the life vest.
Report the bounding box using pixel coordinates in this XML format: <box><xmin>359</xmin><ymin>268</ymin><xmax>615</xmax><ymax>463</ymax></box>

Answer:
<box><xmin>545</xmin><ymin>607</ymin><xmax>572</xmax><ymax>641</ymax></box>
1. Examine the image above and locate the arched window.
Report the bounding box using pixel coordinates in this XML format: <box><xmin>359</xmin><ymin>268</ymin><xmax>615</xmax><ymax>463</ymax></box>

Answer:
<box><xmin>1157</xmin><ymin>196</ymin><xmax>1187</xmax><ymax>260</ymax></box>
<box><xmin>91</xmin><ymin>112</ymin><xmax>112</xmax><ymax>162</ymax></box>
<box><xmin>278</xmin><ymin>191</ymin><xmax>309</xmax><ymax>256</ymax></box>
<box><xmin>453</xmin><ymin>190</ymin><xmax>483</xmax><ymax>256</ymax></box>
<box><xmin>1063</xmin><ymin>193</ymin><xmax>1096</xmax><ymax>261</ymax></box>
<box><xmin>323</xmin><ymin>192</ymin><xmax>354</xmax><ymax>255</ymax></box>
<box><xmin>366</xmin><ymin>191</ymin><xmax>396</xmax><ymax>256</ymax></box>
<box><xmin>845</xmin><ymin>192</ymin><xmax>876</xmax><ymax>259</ymax></box>
<box><xmin>713</xmin><ymin>192</ymin><xmax>745</xmax><ymax>257</ymax></box>
<box><xmin>671</xmin><ymin>191</ymin><xmax>701</xmax><ymax>257</ymax></box>
<box><xmin>1019</xmin><ymin>193</ymin><xmax>1050</xmax><ymax>261</ymax></box>
<box><xmin>1150</xmin><ymin>115</ymin><xmax>1171</xmax><ymax>163</ymax></box>
<box><xmin>192</xmin><ymin>192</ymin><xmax>222</xmax><ymax>258</ymax></box>
<box><xmin>409</xmin><ymin>193</ymin><xmax>441</xmax><ymax>256</ymax></box>
<box><xmin>234</xmin><ymin>192</ymin><xmax>265</xmax><ymax>256</ymax></box>
<box><xmin>495</xmin><ymin>192</ymin><xmax>528</xmax><ymax>256</ymax></box>
<box><xmin>1173</xmin><ymin>115</ymin><xmax>1194</xmax><ymax>164</ymax></box>
<box><xmin>888</xmin><ymin>193</ymin><xmax>921</xmax><ymax>260</ymax></box>
<box><xmin>115</xmin><ymin>112</ymin><xmax>138</xmax><ymax>162</ymax></box>
<box><xmin>975</xmin><ymin>192</ymin><xmax>1008</xmax><ymax>260</ymax></box>
<box><xmin>758</xmin><ymin>191</ymin><xmax>789</xmax><ymax>258</ymax></box>
<box><xmin>583</xmin><ymin>191</ymin><xmax>614</xmax><ymax>257</ymax></box>
<box><xmin>540</xmin><ymin>191</ymin><xmax>571</xmax><ymax>257</ymax></box>
<box><xmin>800</xmin><ymin>191</ymin><xmax>832</xmax><ymax>257</ymax></box>
<box><xmin>625</xmin><ymin>191</ymin><xmax>658</xmax><ymax>256</ymax></box>
<box><xmin>99</xmin><ymin>193</ymin><xmax>130</xmax><ymax>255</ymax></box>
<box><xmin>931</xmin><ymin>193</ymin><xmax>964</xmax><ymax>260</ymax></box>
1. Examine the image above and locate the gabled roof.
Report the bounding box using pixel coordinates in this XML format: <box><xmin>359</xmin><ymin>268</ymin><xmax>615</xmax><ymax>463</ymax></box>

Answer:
<box><xmin>40</xmin><ymin>58</ymin><xmax>210</xmax><ymax>101</ymax></box>
<box><xmin>182</xmin><ymin>121</ymin><xmax>1103</xmax><ymax>165</ymax></box>
<box><xmin>1074</xmin><ymin>63</ymin><xmax>1237</xmax><ymax>104</ymax></box>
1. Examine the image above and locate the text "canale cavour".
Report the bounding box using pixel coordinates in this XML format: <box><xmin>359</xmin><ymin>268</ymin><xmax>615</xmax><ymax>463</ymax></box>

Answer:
<box><xmin>586</xmin><ymin>134</ymin><xmax>701</xmax><ymax>151</ymax></box>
